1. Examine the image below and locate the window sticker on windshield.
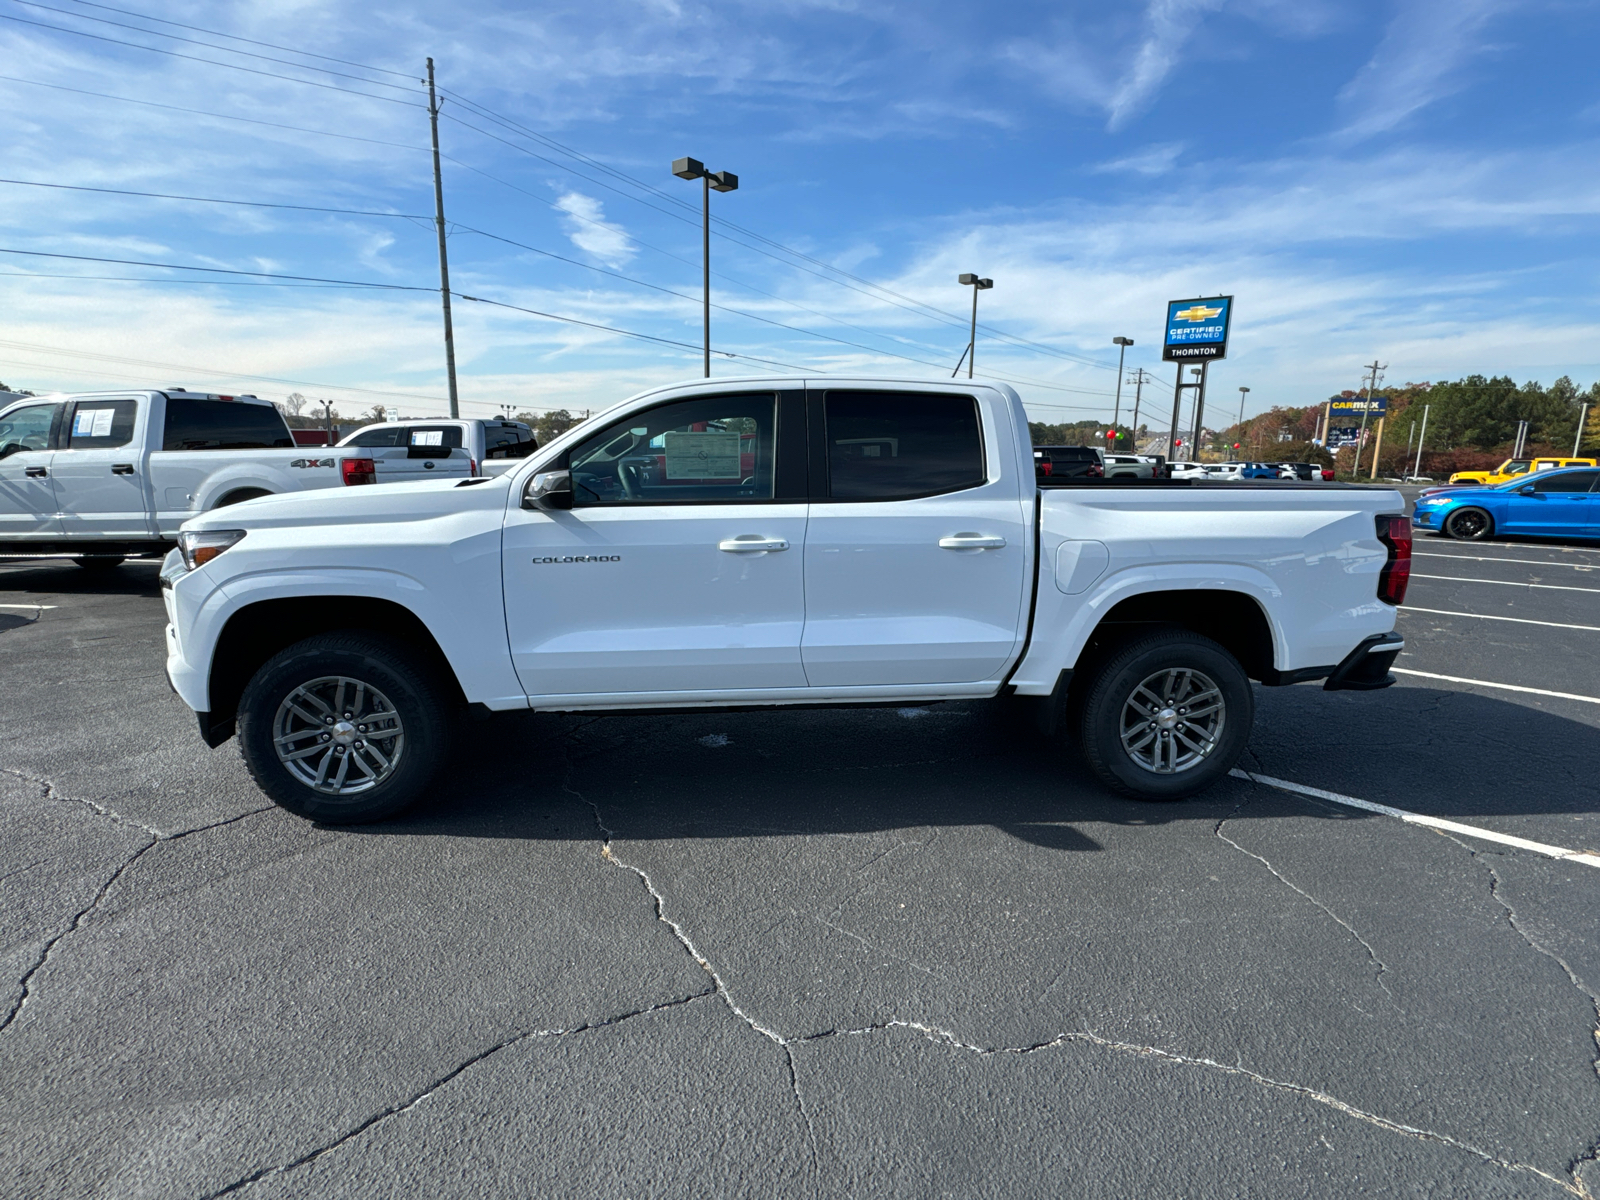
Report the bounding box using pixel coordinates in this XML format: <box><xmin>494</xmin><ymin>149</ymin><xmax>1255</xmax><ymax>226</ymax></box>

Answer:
<box><xmin>410</xmin><ymin>430</ymin><xmax>445</xmax><ymax>447</ymax></box>
<box><xmin>663</xmin><ymin>430</ymin><xmax>741</xmax><ymax>479</ymax></box>
<box><xmin>73</xmin><ymin>409</ymin><xmax>115</xmax><ymax>437</ymax></box>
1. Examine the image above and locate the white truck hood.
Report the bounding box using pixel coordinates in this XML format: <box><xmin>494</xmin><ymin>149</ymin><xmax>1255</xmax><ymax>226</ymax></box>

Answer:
<box><xmin>179</xmin><ymin>475</ymin><xmax>514</xmax><ymax>533</ymax></box>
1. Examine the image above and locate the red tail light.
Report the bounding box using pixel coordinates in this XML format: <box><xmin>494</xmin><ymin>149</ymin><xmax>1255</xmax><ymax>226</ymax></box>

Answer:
<box><xmin>1087</xmin><ymin>464</ymin><xmax>1103</xmax><ymax>478</ymax></box>
<box><xmin>469</xmin><ymin>457</ymin><xmax>478</xmax><ymax>477</ymax></box>
<box><xmin>1376</xmin><ymin>513</ymin><xmax>1411</xmax><ymax>605</ymax></box>
<box><xmin>1321</xmin><ymin>468</ymin><xmax>1334</xmax><ymax>481</ymax></box>
<box><xmin>341</xmin><ymin>457</ymin><xmax>376</xmax><ymax>486</ymax></box>
<box><xmin>1040</xmin><ymin>460</ymin><xmax>1053</xmax><ymax>476</ymax></box>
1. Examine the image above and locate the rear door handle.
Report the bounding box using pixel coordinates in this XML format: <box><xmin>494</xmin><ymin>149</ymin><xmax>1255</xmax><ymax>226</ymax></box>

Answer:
<box><xmin>939</xmin><ymin>534</ymin><xmax>1006</xmax><ymax>549</ymax></box>
<box><xmin>24</xmin><ymin>466</ymin><xmax>47</xmax><ymax>478</ymax></box>
<box><xmin>112</xmin><ymin>463</ymin><xmax>135</xmax><ymax>475</ymax></box>
<box><xmin>719</xmin><ymin>536</ymin><xmax>790</xmax><ymax>553</ymax></box>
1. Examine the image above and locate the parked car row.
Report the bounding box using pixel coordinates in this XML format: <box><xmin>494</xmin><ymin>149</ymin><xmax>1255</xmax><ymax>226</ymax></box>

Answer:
<box><xmin>1039</xmin><ymin>448</ymin><xmax>1333</xmax><ymax>483</ymax></box>
<box><xmin>0</xmin><ymin>388</ymin><xmax>538</xmax><ymax>564</ymax></box>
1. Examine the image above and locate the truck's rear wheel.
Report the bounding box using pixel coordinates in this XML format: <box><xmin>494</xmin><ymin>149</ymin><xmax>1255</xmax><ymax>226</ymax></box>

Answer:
<box><xmin>237</xmin><ymin>633</ymin><xmax>452</xmax><ymax>823</ymax></box>
<box><xmin>1076</xmin><ymin>630</ymin><xmax>1252</xmax><ymax>801</ymax></box>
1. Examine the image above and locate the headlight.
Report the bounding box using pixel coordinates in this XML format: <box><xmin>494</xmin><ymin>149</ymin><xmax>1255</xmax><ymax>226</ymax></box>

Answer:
<box><xmin>176</xmin><ymin>529</ymin><xmax>246</xmax><ymax>571</ymax></box>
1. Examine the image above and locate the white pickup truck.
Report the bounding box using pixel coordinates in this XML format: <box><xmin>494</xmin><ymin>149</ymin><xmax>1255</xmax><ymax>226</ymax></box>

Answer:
<box><xmin>336</xmin><ymin>417</ymin><xmax>538</xmax><ymax>483</ymax></box>
<box><xmin>161</xmin><ymin>376</ymin><xmax>1411</xmax><ymax>823</ymax></box>
<box><xmin>0</xmin><ymin>388</ymin><xmax>400</xmax><ymax>565</ymax></box>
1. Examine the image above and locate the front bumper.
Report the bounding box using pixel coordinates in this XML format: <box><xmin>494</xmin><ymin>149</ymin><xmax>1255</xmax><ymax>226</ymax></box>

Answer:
<box><xmin>1324</xmin><ymin>632</ymin><xmax>1404</xmax><ymax>691</ymax></box>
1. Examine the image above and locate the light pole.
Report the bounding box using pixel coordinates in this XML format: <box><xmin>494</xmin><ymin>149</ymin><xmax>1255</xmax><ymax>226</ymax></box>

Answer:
<box><xmin>1235</xmin><ymin>387</ymin><xmax>1249</xmax><ymax>458</ymax></box>
<box><xmin>958</xmin><ymin>274</ymin><xmax>993</xmax><ymax>378</ymax></box>
<box><xmin>1111</xmin><ymin>336</ymin><xmax>1133</xmax><ymax>429</ymax></box>
<box><xmin>1189</xmin><ymin>363</ymin><xmax>1210</xmax><ymax>460</ymax></box>
<box><xmin>672</xmin><ymin>156</ymin><xmax>739</xmax><ymax>378</ymax></box>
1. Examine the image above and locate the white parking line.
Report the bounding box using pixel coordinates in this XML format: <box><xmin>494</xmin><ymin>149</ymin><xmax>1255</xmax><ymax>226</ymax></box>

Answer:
<box><xmin>1391</xmin><ymin>667</ymin><xmax>1600</xmax><ymax>705</ymax></box>
<box><xmin>1229</xmin><ymin>769</ymin><xmax>1600</xmax><ymax>868</ymax></box>
<box><xmin>0</xmin><ymin>603</ymin><xmax>54</xmax><ymax>609</ymax></box>
<box><xmin>1412</xmin><ymin>551</ymin><xmax>1599</xmax><ymax>571</ymax></box>
<box><xmin>1411</xmin><ymin>574</ymin><xmax>1600</xmax><ymax>594</ymax></box>
<box><xmin>1398</xmin><ymin>607</ymin><xmax>1600</xmax><ymax>632</ymax></box>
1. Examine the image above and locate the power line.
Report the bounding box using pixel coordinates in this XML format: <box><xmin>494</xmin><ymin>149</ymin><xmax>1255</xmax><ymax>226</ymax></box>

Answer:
<box><xmin>437</xmin><ymin>87</ymin><xmax>1119</xmax><ymax>370</ymax></box>
<box><xmin>0</xmin><ymin>72</ymin><xmax>429</xmax><ymax>151</ymax></box>
<box><xmin>0</xmin><ymin>177</ymin><xmax>430</xmax><ymax>219</ymax></box>
<box><xmin>12</xmin><ymin>0</ymin><xmax>419</xmax><ymax>94</ymax></box>
<box><xmin>0</xmin><ymin>9</ymin><xmax>421</xmax><ymax>106</ymax></box>
<box><xmin>61</xmin><ymin>0</ymin><xmax>416</xmax><ymax>78</ymax></box>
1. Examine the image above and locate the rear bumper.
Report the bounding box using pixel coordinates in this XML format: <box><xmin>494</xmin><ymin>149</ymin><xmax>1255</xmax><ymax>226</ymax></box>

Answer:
<box><xmin>1324</xmin><ymin>632</ymin><xmax>1404</xmax><ymax>691</ymax></box>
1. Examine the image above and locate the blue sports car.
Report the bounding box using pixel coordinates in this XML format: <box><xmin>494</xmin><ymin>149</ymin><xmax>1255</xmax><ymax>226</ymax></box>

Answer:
<box><xmin>1412</xmin><ymin>466</ymin><xmax>1600</xmax><ymax>540</ymax></box>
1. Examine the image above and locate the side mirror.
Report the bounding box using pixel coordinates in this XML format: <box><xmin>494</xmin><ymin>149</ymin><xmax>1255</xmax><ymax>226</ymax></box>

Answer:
<box><xmin>523</xmin><ymin>469</ymin><xmax>573</xmax><ymax>511</ymax></box>
<box><xmin>1518</xmin><ymin>484</ymin><xmax>1536</xmax><ymax>496</ymax></box>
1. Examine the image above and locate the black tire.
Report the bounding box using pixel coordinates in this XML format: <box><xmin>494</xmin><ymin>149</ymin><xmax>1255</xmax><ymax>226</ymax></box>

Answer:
<box><xmin>1076</xmin><ymin>629</ymin><xmax>1253</xmax><ymax>801</ymax></box>
<box><xmin>237</xmin><ymin>632</ymin><xmax>454</xmax><ymax>823</ymax></box>
<box><xmin>72</xmin><ymin>556</ymin><xmax>125</xmax><ymax>569</ymax></box>
<box><xmin>1443</xmin><ymin>507</ymin><xmax>1493</xmax><ymax>541</ymax></box>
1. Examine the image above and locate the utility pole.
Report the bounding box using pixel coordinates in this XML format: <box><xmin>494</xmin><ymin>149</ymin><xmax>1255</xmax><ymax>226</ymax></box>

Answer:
<box><xmin>1412</xmin><ymin>403</ymin><xmax>1429</xmax><ymax>480</ymax></box>
<box><xmin>1352</xmin><ymin>360</ymin><xmax>1385</xmax><ymax>478</ymax></box>
<box><xmin>426</xmin><ymin>58</ymin><xmax>460</xmax><ymax>418</ymax></box>
<box><xmin>1128</xmin><ymin>369</ymin><xmax>1153</xmax><ymax>449</ymax></box>
<box><xmin>1576</xmin><ymin>403</ymin><xmax>1590</xmax><ymax>457</ymax></box>
<box><xmin>1111</xmin><ymin>337</ymin><xmax>1133</xmax><ymax>428</ymax></box>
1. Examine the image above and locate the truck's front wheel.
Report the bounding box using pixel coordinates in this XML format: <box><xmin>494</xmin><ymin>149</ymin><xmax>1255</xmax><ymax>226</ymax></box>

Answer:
<box><xmin>1076</xmin><ymin>630</ymin><xmax>1252</xmax><ymax>801</ymax></box>
<box><xmin>237</xmin><ymin>633</ymin><xmax>452</xmax><ymax>823</ymax></box>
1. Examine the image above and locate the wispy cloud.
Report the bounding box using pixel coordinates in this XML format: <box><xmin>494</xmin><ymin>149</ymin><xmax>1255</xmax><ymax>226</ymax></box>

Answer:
<box><xmin>1106</xmin><ymin>0</ymin><xmax>1226</xmax><ymax>129</ymax></box>
<box><xmin>553</xmin><ymin>192</ymin><xmax>634</xmax><ymax>267</ymax></box>
<box><xmin>1336</xmin><ymin>0</ymin><xmax>1513</xmax><ymax>140</ymax></box>
<box><xmin>1092</xmin><ymin>143</ymin><xmax>1185</xmax><ymax>176</ymax></box>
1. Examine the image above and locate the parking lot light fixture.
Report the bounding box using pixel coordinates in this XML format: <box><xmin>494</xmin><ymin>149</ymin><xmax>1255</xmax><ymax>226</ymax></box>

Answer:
<box><xmin>958</xmin><ymin>274</ymin><xmax>994</xmax><ymax>379</ymax></box>
<box><xmin>672</xmin><ymin>157</ymin><xmax>739</xmax><ymax>378</ymax></box>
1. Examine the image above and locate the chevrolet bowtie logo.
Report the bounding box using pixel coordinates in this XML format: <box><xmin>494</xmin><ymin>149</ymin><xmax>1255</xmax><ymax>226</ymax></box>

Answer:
<box><xmin>1174</xmin><ymin>304</ymin><xmax>1223</xmax><ymax>323</ymax></box>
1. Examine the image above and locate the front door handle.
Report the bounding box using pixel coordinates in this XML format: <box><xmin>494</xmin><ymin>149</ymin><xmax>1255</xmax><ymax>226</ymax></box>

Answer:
<box><xmin>112</xmin><ymin>463</ymin><xmax>135</xmax><ymax>475</ymax></box>
<box><xmin>939</xmin><ymin>534</ymin><xmax>1006</xmax><ymax>549</ymax></box>
<box><xmin>719</xmin><ymin>535</ymin><xmax>790</xmax><ymax>553</ymax></box>
<box><xmin>24</xmin><ymin>466</ymin><xmax>46</xmax><ymax>478</ymax></box>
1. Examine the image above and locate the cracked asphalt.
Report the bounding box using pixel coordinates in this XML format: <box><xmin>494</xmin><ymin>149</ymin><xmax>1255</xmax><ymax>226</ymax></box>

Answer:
<box><xmin>2</xmin><ymin>521</ymin><xmax>1598</xmax><ymax>1198</ymax></box>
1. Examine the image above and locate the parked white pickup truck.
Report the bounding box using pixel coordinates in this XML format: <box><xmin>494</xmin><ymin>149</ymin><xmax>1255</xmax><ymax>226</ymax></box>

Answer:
<box><xmin>0</xmin><ymin>388</ymin><xmax>398</xmax><ymax>565</ymax></box>
<box><xmin>336</xmin><ymin>417</ymin><xmax>538</xmax><ymax>483</ymax></box>
<box><xmin>162</xmin><ymin>376</ymin><xmax>1411</xmax><ymax>822</ymax></box>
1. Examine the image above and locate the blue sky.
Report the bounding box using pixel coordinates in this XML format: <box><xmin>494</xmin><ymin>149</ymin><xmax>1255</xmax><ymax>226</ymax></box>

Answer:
<box><xmin>0</xmin><ymin>0</ymin><xmax>1596</xmax><ymax>426</ymax></box>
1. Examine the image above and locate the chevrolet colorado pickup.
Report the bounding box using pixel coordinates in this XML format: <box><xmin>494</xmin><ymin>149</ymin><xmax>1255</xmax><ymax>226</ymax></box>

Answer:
<box><xmin>0</xmin><ymin>388</ymin><xmax>392</xmax><ymax>564</ymax></box>
<box><xmin>162</xmin><ymin>377</ymin><xmax>1411</xmax><ymax>822</ymax></box>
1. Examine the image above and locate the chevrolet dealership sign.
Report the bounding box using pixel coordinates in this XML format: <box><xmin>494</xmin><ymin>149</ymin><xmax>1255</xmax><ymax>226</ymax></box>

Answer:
<box><xmin>1163</xmin><ymin>296</ymin><xmax>1233</xmax><ymax>362</ymax></box>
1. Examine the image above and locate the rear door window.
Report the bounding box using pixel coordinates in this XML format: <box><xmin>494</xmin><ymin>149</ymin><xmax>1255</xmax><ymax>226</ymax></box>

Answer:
<box><xmin>162</xmin><ymin>397</ymin><xmax>293</xmax><ymax>450</ymax></box>
<box><xmin>65</xmin><ymin>398</ymin><xmax>138</xmax><ymax>449</ymax></box>
<box><xmin>823</xmin><ymin>391</ymin><xmax>984</xmax><ymax>501</ymax></box>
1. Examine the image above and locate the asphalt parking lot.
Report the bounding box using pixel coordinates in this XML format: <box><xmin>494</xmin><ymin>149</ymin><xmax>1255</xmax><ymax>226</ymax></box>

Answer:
<box><xmin>2</xmin><ymin>494</ymin><xmax>1598</xmax><ymax>1199</ymax></box>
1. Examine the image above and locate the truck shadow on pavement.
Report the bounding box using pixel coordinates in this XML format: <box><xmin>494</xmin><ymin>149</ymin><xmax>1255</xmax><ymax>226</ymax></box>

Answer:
<box><xmin>365</xmin><ymin>685</ymin><xmax>1600</xmax><ymax>852</ymax></box>
<box><xmin>0</xmin><ymin>559</ymin><xmax>162</xmax><ymax>599</ymax></box>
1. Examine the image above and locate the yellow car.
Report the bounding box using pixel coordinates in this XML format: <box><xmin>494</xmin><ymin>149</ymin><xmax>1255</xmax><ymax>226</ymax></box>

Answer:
<box><xmin>1448</xmin><ymin>456</ymin><xmax>1597</xmax><ymax>486</ymax></box>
